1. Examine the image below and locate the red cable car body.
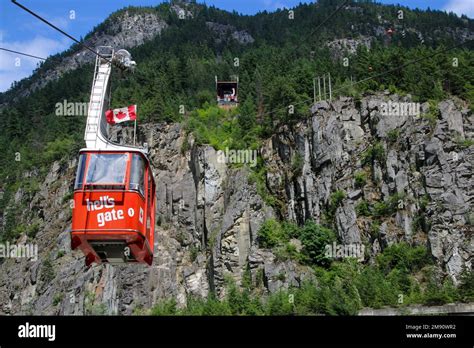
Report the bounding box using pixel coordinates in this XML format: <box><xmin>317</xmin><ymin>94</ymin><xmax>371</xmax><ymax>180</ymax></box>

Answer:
<box><xmin>71</xmin><ymin>150</ymin><xmax>155</xmax><ymax>266</ymax></box>
<box><xmin>215</xmin><ymin>76</ymin><xmax>239</xmax><ymax>109</ymax></box>
<box><xmin>70</xmin><ymin>47</ymin><xmax>156</xmax><ymax>266</ymax></box>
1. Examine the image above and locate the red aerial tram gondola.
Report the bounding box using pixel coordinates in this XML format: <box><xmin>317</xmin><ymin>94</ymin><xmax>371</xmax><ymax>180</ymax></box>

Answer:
<box><xmin>71</xmin><ymin>150</ymin><xmax>155</xmax><ymax>265</ymax></box>
<box><xmin>215</xmin><ymin>75</ymin><xmax>238</xmax><ymax>108</ymax></box>
<box><xmin>71</xmin><ymin>47</ymin><xmax>156</xmax><ymax>266</ymax></box>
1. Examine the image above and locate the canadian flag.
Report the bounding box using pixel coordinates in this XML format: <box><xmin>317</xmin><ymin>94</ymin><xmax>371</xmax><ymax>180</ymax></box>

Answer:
<box><xmin>105</xmin><ymin>105</ymin><xmax>137</xmax><ymax>125</ymax></box>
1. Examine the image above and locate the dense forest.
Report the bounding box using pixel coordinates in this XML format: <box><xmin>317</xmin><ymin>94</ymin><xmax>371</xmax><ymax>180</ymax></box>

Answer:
<box><xmin>0</xmin><ymin>0</ymin><xmax>473</xmax><ymax>314</ymax></box>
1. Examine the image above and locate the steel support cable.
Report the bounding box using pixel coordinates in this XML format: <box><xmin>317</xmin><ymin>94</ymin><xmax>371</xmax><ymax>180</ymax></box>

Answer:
<box><xmin>11</xmin><ymin>0</ymin><xmax>114</xmax><ymax>65</ymax></box>
<box><xmin>0</xmin><ymin>47</ymin><xmax>46</xmax><ymax>60</ymax></box>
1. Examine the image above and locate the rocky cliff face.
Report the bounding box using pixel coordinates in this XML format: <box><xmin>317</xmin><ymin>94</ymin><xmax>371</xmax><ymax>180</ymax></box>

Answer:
<box><xmin>264</xmin><ymin>95</ymin><xmax>472</xmax><ymax>284</ymax></box>
<box><xmin>0</xmin><ymin>93</ymin><xmax>472</xmax><ymax>315</ymax></box>
<box><xmin>206</xmin><ymin>22</ymin><xmax>255</xmax><ymax>45</ymax></box>
<box><xmin>14</xmin><ymin>10</ymin><xmax>168</xmax><ymax>100</ymax></box>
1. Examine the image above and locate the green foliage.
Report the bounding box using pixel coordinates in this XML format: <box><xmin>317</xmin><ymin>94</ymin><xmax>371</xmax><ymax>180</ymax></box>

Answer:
<box><xmin>354</xmin><ymin>171</ymin><xmax>367</xmax><ymax>188</ymax></box>
<box><xmin>241</xmin><ymin>266</ymin><xmax>253</xmax><ymax>290</ymax></box>
<box><xmin>298</xmin><ymin>221</ymin><xmax>336</xmax><ymax>266</ymax></box>
<box><xmin>328</xmin><ymin>190</ymin><xmax>346</xmax><ymax>218</ymax></box>
<box><xmin>330</xmin><ymin>190</ymin><xmax>346</xmax><ymax>207</ymax></box>
<box><xmin>388</xmin><ymin>84</ymin><xmax>406</xmax><ymax>96</ymax></box>
<box><xmin>150</xmin><ymin>299</ymin><xmax>178</xmax><ymax>315</ymax></box>
<box><xmin>281</xmin><ymin>221</ymin><xmax>301</xmax><ymax>239</ymax></box>
<box><xmin>423</xmin><ymin>268</ymin><xmax>460</xmax><ymax>306</ymax></box>
<box><xmin>458</xmin><ymin>269</ymin><xmax>474</xmax><ymax>302</ymax></box>
<box><xmin>372</xmin><ymin>201</ymin><xmax>391</xmax><ymax>217</ymax></box>
<box><xmin>387</xmin><ymin>129</ymin><xmax>400</xmax><ymax>143</ymax></box>
<box><xmin>41</xmin><ymin>257</ymin><xmax>55</xmax><ymax>283</ymax></box>
<box><xmin>387</xmin><ymin>192</ymin><xmax>405</xmax><ymax>212</ymax></box>
<box><xmin>23</xmin><ymin>179</ymin><xmax>40</xmax><ymax>196</ymax></box>
<box><xmin>369</xmin><ymin>221</ymin><xmax>381</xmax><ymax>239</ymax></box>
<box><xmin>454</xmin><ymin>136</ymin><xmax>474</xmax><ymax>149</ymax></box>
<box><xmin>291</xmin><ymin>152</ymin><xmax>304</xmax><ymax>177</ymax></box>
<box><xmin>412</xmin><ymin>195</ymin><xmax>431</xmax><ymax>233</ymax></box>
<box><xmin>180</xmin><ymin>135</ymin><xmax>191</xmax><ymax>155</ymax></box>
<box><xmin>313</xmin><ymin>247</ymin><xmax>457</xmax><ymax>311</ymax></box>
<box><xmin>43</xmin><ymin>137</ymin><xmax>75</xmax><ymax>163</ymax></box>
<box><xmin>376</xmin><ymin>243</ymin><xmax>432</xmax><ymax>274</ymax></box>
<box><xmin>185</xmin><ymin>295</ymin><xmax>234</xmax><ymax>315</ymax></box>
<box><xmin>4</xmin><ymin>223</ymin><xmax>26</xmax><ymax>242</ymax></box>
<box><xmin>185</xmin><ymin>106</ymin><xmax>238</xmax><ymax>150</ymax></box>
<box><xmin>53</xmin><ymin>293</ymin><xmax>64</xmax><ymax>306</ymax></box>
<box><xmin>334</xmin><ymin>79</ymin><xmax>362</xmax><ymax>100</ymax></box>
<box><xmin>238</xmin><ymin>98</ymin><xmax>258</xmax><ymax>136</ymax></box>
<box><xmin>257</xmin><ymin>219</ymin><xmax>336</xmax><ymax>266</ymax></box>
<box><xmin>466</xmin><ymin>212</ymin><xmax>474</xmax><ymax>226</ymax></box>
<box><xmin>411</xmin><ymin>208</ymin><xmax>431</xmax><ymax>233</ymax></box>
<box><xmin>355</xmin><ymin>200</ymin><xmax>371</xmax><ymax>216</ymax></box>
<box><xmin>316</xmin><ymin>263</ymin><xmax>363</xmax><ymax>315</ymax></box>
<box><xmin>1</xmin><ymin>210</ymin><xmax>41</xmax><ymax>241</ymax></box>
<box><xmin>151</xmin><ymin>279</ymin><xmax>265</xmax><ymax>316</ymax></box>
<box><xmin>362</xmin><ymin>142</ymin><xmax>385</xmax><ymax>166</ymax></box>
<box><xmin>257</xmin><ymin>219</ymin><xmax>285</xmax><ymax>249</ymax></box>
<box><xmin>149</xmin><ymin>243</ymin><xmax>466</xmax><ymax>315</ymax></box>
<box><xmin>61</xmin><ymin>191</ymin><xmax>74</xmax><ymax>204</ymax></box>
<box><xmin>26</xmin><ymin>222</ymin><xmax>41</xmax><ymax>238</ymax></box>
<box><xmin>271</xmin><ymin>222</ymin><xmax>304</xmax><ymax>262</ymax></box>
<box><xmin>355</xmin><ymin>266</ymin><xmax>397</xmax><ymax>308</ymax></box>
<box><xmin>421</xmin><ymin>101</ymin><xmax>440</xmax><ymax>129</ymax></box>
<box><xmin>84</xmin><ymin>290</ymin><xmax>107</xmax><ymax>315</ymax></box>
<box><xmin>274</xmin><ymin>242</ymin><xmax>300</xmax><ymax>262</ymax></box>
<box><xmin>248</xmin><ymin>161</ymin><xmax>284</xmax><ymax>211</ymax></box>
<box><xmin>464</xmin><ymin>82</ymin><xmax>474</xmax><ymax>113</ymax></box>
<box><xmin>419</xmin><ymin>195</ymin><xmax>431</xmax><ymax>209</ymax></box>
<box><xmin>331</xmin><ymin>244</ymin><xmax>442</xmax><ymax>309</ymax></box>
<box><xmin>189</xmin><ymin>245</ymin><xmax>199</xmax><ymax>262</ymax></box>
<box><xmin>357</xmin><ymin>193</ymin><xmax>404</xmax><ymax>218</ymax></box>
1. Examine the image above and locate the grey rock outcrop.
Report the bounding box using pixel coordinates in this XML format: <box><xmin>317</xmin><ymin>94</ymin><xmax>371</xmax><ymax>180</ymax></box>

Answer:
<box><xmin>327</xmin><ymin>36</ymin><xmax>373</xmax><ymax>59</ymax></box>
<box><xmin>206</xmin><ymin>22</ymin><xmax>255</xmax><ymax>45</ymax></box>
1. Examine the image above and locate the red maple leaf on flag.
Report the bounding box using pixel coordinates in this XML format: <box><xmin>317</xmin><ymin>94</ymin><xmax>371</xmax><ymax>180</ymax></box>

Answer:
<box><xmin>106</xmin><ymin>105</ymin><xmax>137</xmax><ymax>124</ymax></box>
<box><xmin>116</xmin><ymin>111</ymin><xmax>127</xmax><ymax>119</ymax></box>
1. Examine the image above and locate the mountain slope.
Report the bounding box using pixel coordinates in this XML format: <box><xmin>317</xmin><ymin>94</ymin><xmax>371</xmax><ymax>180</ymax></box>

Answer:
<box><xmin>0</xmin><ymin>0</ymin><xmax>473</xmax><ymax>315</ymax></box>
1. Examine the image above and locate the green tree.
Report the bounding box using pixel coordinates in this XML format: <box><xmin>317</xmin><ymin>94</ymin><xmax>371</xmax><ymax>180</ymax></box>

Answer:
<box><xmin>299</xmin><ymin>221</ymin><xmax>336</xmax><ymax>266</ymax></box>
